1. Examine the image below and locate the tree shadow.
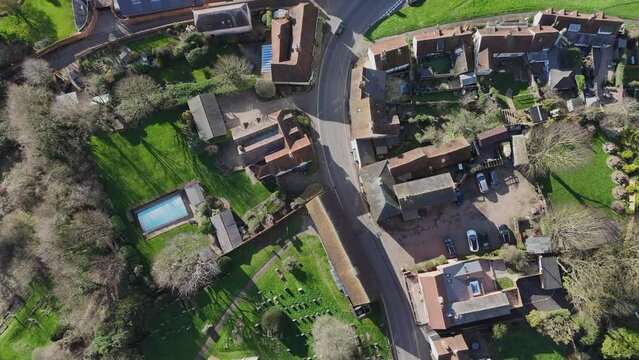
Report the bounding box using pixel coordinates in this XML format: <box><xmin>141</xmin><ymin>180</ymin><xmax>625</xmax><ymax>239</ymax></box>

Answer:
<box><xmin>45</xmin><ymin>0</ymin><xmax>61</xmax><ymax>7</ymax></box>
<box><xmin>9</xmin><ymin>3</ymin><xmax>57</xmax><ymax>43</ymax></box>
<box><xmin>550</xmin><ymin>173</ymin><xmax>609</xmax><ymax>208</ymax></box>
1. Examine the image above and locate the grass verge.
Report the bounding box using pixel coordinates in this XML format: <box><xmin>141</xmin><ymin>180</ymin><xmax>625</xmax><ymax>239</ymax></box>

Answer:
<box><xmin>0</xmin><ymin>0</ymin><xmax>75</xmax><ymax>43</ymax></box>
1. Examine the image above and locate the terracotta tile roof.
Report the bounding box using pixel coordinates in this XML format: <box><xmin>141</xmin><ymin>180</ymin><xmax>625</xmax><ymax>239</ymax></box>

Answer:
<box><xmin>476</xmin><ymin>125</ymin><xmax>509</xmax><ymax>147</ymax></box>
<box><xmin>271</xmin><ymin>3</ymin><xmax>319</xmax><ymax>84</ymax></box>
<box><xmin>536</xmin><ymin>8</ymin><xmax>623</xmax><ymax>35</ymax></box>
<box><xmin>475</xmin><ymin>26</ymin><xmax>560</xmax><ymax>54</ymax></box>
<box><xmin>263</xmin><ymin>110</ymin><xmax>314</xmax><ymax>176</ymax></box>
<box><xmin>369</xmin><ymin>37</ymin><xmax>411</xmax><ymax>72</ymax></box>
<box><xmin>387</xmin><ymin>147</ymin><xmax>429</xmax><ymax>178</ymax></box>
<box><xmin>423</xmin><ymin>137</ymin><xmax>471</xmax><ymax>170</ymax></box>
<box><xmin>413</xmin><ymin>26</ymin><xmax>473</xmax><ymax>58</ymax></box>
<box><xmin>419</xmin><ymin>272</ymin><xmax>450</xmax><ymax>330</ymax></box>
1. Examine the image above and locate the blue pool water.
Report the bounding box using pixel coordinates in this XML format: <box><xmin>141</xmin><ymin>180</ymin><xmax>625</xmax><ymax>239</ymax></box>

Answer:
<box><xmin>136</xmin><ymin>193</ymin><xmax>189</xmax><ymax>233</ymax></box>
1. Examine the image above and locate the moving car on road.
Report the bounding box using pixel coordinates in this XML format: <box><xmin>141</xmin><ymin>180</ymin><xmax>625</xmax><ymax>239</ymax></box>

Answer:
<box><xmin>444</xmin><ymin>237</ymin><xmax>457</xmax><ymax>257</ymax></box>
<box><xmin>476</xmin><ymin>172</ymin><xmax>489</xmax><ymax>194</ymax></box>
<box><xmin>466</xmin><ymin>230</ymin><xmax>479</xmax><ymax>252</ymax></box>
<box><xmin>499</xmin><ymin>224</ymin><xmax>512</xmax><ymax>244</ymax></box>
<box><xmin>335</xmin><ymin>21</ymin><xmax>345</xmax><ymax>36</ymax></box>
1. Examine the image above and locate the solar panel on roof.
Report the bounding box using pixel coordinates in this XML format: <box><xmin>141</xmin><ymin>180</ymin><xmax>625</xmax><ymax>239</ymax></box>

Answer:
<box><xmin>261</xmin><ymin>44</ymin><xmax>273</xmax><ymax>73</ymax></box>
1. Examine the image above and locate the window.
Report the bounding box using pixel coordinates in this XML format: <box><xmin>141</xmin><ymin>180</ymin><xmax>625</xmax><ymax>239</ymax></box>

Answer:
<box><xmin>568</xmin><ymin>23</ymin><xmax>581</xmax><ymax>32</ymax></box>
<box><xmin>436</xmin><ymin>39</ymin><xmax>444</xmax><ymax>52</ymax></box>
<box><xmin>598</xmin><ymin>25</ymin><xmax>614</xmax><ymax>35</ymax></box>
<box><xmin>469</xmin><ymin>280</ymin><xmax>482</xmax><ymax>296</ymax></box>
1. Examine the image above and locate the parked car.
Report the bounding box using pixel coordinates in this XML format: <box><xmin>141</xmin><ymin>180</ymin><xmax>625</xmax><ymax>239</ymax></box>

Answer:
<box><xmin>490</xmin><ymin>170</ymin><xmax>500</xmax><ymax>190</ymax></box>
<box><xmin>476</xmin><ymin>172</ymin><xmax>489</xmax><ymax>194</ymax></box>
<box><xmin>466</xmin><ymin>230</ymin><xmax>479</xmax><ymax>252</ymax></box>
<box><xmin>335</xmin><ymin>21</ymin><xmax>345</xmax><ymax>36</ymax></box>
<box><xmin>454</xmin><ymin>187</ymin><xmax>463</xmax><ymax>204</ymax></box>
<box><xmin>498</xmin><ymin>224</ymin><xmax>512</xmax><ymax>244</ymax></box>
<box><xmin>444</xmin><ymin>237</ymin><xmax>457</xmax><ymax>257</ymax></box>
<box><xmin>479</xmin><ymin>232</ymin><xmax>491</xmax><ymax>251</ymax></box>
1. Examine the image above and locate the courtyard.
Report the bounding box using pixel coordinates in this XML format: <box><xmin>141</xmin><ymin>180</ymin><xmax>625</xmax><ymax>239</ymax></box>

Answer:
<box><xmin>383</xmin><ymin>168</ymin><xmax>541</xmax><ymax>267</ymax></box>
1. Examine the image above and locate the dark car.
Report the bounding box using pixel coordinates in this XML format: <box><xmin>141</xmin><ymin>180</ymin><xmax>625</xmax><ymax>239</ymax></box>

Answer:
<box><xmin>335</xmin><ymin>21</ymin><xmax>345</xmax><ymax>36</ymax></box>
<box><xmin>499</xmin><ymin>224</ymin><xmax>512</xmax><ymax>244</ymax></box>
<box><xmin>479</xmin><ymin>232</ymin><xmax>491</xmax><ymax>251</ymax></box>
<box><xmin>490</xmin><ymin>170</ymin><xmax>500</xmax><ymax>190</ymax></box>
<box><xmin>454</xmin><ymin>187</ymin><xmax>463</xmax><ymax>204</ymax></box>
<box><xmin>444</xmin><ymin>237</ymin><xmax>457</xmax><ymax>257</ymax></box>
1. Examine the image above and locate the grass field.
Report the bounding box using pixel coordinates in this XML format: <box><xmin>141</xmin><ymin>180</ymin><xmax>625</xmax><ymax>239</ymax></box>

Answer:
<box><xmin>495</xmin><ymin>324</ymin><xmax>568</xmax><ymax>360</ymax></box>
<box><xmin>89</xmin><ymin>110</ymin><xmax>271</xmax><ymax>218</ymax></box>
<box><xmin>538</xmin><ymin>133</ymin><xmax>614</xmax><ymax>211</ymax></box>
<box><xmin>0</xmin><ymin>282</ymin><xmax>62</xmax><ymax>360</ymax></box>
<box><xmin>140</xmin><ymin>216</ymin><xmax>303</xmax><ymax>360</ymax></box>
<box><xmin>368</xmin><ymin>0</ymin><xmax>639</xmax><ymax>40</ymax></box>
<box><xmin>126</xmin><ymin>33</ymin><xmax>178</xmax><ymax>53</ymax></box>
<box><xmin>0</xmin><ymin>0</ymin><xmax>75</xmax><ymax>43</ymax></box>
<box><xmin>208</xmin><ymin>233</ymin><xmax>390</xmax><ymax>359</ymax></box>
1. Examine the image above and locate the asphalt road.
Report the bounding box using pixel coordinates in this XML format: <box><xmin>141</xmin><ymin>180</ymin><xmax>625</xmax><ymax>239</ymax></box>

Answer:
<box><xmin>307</xmin><ymin>1</ymin><xmax>431</xmax><ymax>359</ymax></box>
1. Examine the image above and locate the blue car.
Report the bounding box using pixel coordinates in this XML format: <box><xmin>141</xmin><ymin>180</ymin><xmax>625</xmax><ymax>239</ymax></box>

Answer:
<box><xmin>455</xmin><ymin>187</ymin><xmax>463</xmax><ymax>204</ymax></box>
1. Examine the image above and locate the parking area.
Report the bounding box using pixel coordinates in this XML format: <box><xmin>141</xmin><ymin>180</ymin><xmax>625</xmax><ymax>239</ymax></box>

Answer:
<box><xmin>383</xmin><ymin>168</ymin><xmax>542</xmax><ymax>267</ymax></box>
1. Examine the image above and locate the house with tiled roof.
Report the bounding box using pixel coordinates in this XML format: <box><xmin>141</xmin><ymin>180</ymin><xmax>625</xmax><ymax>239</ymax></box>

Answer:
<box><xmin>473</xmin><ymin>26</ymin><xmax>561</xmax><ymax>75</ymax></box>
<box><xmin>231</xmin><ymin>109</ymin><xmax>313</xmax><ymax>179</ymax></box>
<box><xmin>367</xmin><ymin>37</ymin><xmax>411</xmax><ymax>73</ymax></box>
<box><xmin>193</xmin><ymin>3</ymin><xmax>252</xmax><ymax>37</ymax></box>
<box><xmin>270</xmin><ymin>3</ymin><xmax>319</xmax><ymax>85</ymax></box>
<box><xmin>533</xmin><ymin>9</ymin><xmax>623</xmax><ymax>48</ymax></box>
<box><xmin>405</xmin><ymin>259</ymin><xmax>520</xmax><ymax>330</ymax></box>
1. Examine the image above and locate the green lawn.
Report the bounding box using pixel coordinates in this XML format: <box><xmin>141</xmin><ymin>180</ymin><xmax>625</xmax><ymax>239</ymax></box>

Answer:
<box><xmin>136</xmin><ymin>223</ymin><xmax>201</xmax><ymax>262</ymax></box>
<box><xmin>493</xmin><ymin>73</ymin><xmax>530</xmax><ymax>96</ymax></box>
<box><xmin>423</xmin><ymin>54</ymin><xmax>451</xmax><ymax>74</ymax></box>
<box><xmin>126</xmin><ymin>33</ymin><xmax>178</xmax><ymax>54</ymax></box>
<box><xmin>415</xmin><ymin>91</ymin><xmax>459</xmax><ymax>103</ymax></box>
<box><xmin>368</xmin><ymin>0</ymin><xmax>639</xmax><ymax>39</ymax></box>
<box><xmin>513</xmin><ymin>93</ymin><xmax>536</xmax><ymax>110</ymax></box>
<box><xmin>0</xmin><ymin>0</ymin><xmax>76</xmax><ymax>43</ymax></box>
<box><xmin>153</xmin><ymin>45</ymin><xmax>241</xmax><ymax>85</ymax></box>
<box><xmin>0</xmin><ymin>282</ymin><xmax>62</xmax><ymax>360</ymax></box>
<box><xmin>495</xmin><ymin>324</ymin><xmax>567</xmax><ymax>359</ymax></box>
<box><xmin>208</xmin><ymin>234</ymin><xmax>390</xmax><ymax>359</ymax></box>
<box><xmin>140</xmin><ymin>215</ymin><xmax>303</xmax><ymax>360</ymax></box>
<box><xmin>538</xmin><ymin>133</ymin><xmax>614</xmax><ymax>211</ymax></box>
<box><xmin>89</xmin><ymin>110</ymin><xmax>271</xmax><ymax>218</ymax></box>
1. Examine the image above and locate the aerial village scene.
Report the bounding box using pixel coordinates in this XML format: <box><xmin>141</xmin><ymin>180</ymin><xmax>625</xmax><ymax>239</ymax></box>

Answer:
<box><xmin>1</xmin><ymin>0</ymin><xmax>639</xmax><ymax>359</ymax></box>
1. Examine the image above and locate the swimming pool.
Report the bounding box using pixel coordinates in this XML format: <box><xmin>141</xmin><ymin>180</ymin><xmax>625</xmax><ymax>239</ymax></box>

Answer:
<box><xmin>135</xmin><ymin>193</ymin><xmax>190</xmax><ymax>234</ymax></box>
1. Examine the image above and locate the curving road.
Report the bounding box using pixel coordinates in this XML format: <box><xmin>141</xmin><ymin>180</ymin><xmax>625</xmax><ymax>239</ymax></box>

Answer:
<box><xmin>304</xmin><ymin>1</ymin><xmax>431</xmax><ymax>359</ymax></box>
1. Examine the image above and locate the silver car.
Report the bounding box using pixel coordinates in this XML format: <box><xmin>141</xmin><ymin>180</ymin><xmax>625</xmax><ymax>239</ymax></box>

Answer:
<box><xmin>476</xmin><ymin>172</ymin><xmax>489</xmax><ymax>194</ymax></box>
<box><xmin>466</xmin><ymin>230</ymin><xmax>479</xmax><ymax>252</ymax></box>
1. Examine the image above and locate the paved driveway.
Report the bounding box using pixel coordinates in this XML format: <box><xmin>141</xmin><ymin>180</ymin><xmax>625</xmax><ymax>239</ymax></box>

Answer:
<box><xmin>383</xmin><ymin>168</ymin><xmax>541</xmax><ymax>268</ymax></box>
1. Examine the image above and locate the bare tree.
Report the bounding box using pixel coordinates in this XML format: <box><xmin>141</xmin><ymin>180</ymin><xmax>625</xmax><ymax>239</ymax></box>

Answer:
<box><xmin>22</xmin><ymin>58</ymin><xmax>54</xmax><ymax>88</ymax></box>
<box><xmin>524</xmin><ymin>122</ymin><xmax>592</xmax><ymax>177</ymax></box>
<box><xmin>312</xmin><ymin>315</ymin><xmax>358</xmax><ymax>360</ymax></box>
<box><xmin>6</xmin><ymin>84</ymin><xmax>52</xmax><ymax>155</ymax></box>
<box><xmin>213</xmin><ymin>55</ymin><xmax>251</xmax><ymax>88</ymax></box>
<box><xmin>546</xmin><ymin>203</ymin><xmax>620</xmax><ymax>251</ymax></box>
<box><xmin>152</xmin><ymin>233</ymin><xmax>219</xmax><ymax>297</ymax></box>
<box><xmin>114</xmin><ymin>75</ymin><xmax>162</xmax><ymax>127</ymax></box>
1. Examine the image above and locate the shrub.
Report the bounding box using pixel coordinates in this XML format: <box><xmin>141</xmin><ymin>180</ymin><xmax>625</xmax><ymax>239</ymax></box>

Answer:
<box><xmin>218</xmin><ymin>256</ymin><xmax>232</xmax><ymax>274</ymax></box>
<box><xmin>199</xmin><ymin>218</ymin><xmax>213</xmax><ymax>234</ymax></box>
<box><xmin>284</xmin><ymin>256</ymin><xmax>300</xmax><ymax>271</ymax></box>
<box><xmin>567</xmin><ymin>47</ymin><xmax>583</xmax><ymax>69</ymax></box>
<box><xmin>630</xmin><ymin>80</ymin><xmax>639</xmax><ymax>88</ymax></box>
<box><xmin>185</xmin><ymin>46</ymin><xmax>212</xmax><ymax>69</ymax></box>
<box><xmin>601</xmin><ymin>327</ymin><xmax>639</xmax><ymax>359</ymax></box>
<box><xmin>185</xmin><ymin>31</ymin><xmax>206</xmax><ymax>47</ymax></box>
<box><xmin>499</xmin><ymin>245</ymin><xmax>529</xmax><ymax>272</ymax></box>
<box><xmin>616</xmin><ymin>51</ymin><xmax>627</xmax><ymax>88</ymax></box>
<box><xmin>119</xmin><ymin>245</ymin><xmax>140</xmax><ymax>264</ymax></box>
<box><xmin>575</xmin><ymin>74</ymin><xmax>586</xmax><ymax>93</ymax></box>
<box><xmin>197</xmin><ymin>202</ymin><xmax>211</xmax><ymax>217</ymax></box>
<box><xmin>622</xmin><ymin>164</ymin><xmax>639</xmax><ymax>175</ymax></box>
<box><xmin>620</xmin><ymin>149</ymin><xmax>634</xmax><ymax>161</ymax></box>
<box><xmin>261</xmin><ymin>10</ymin><xmax>273</xmax><ymax>28</ymax></box>
<box><xmin>541</xmin><ymin>98</ymin><xmax>558</xmax><ymax>111</ymax></box>
<box><xmin>33</xmin><ymin>38</ymin><xmax>52</xmax><ymax>51</ymax></box>
<box><xmin>152</xmin><ymin>45</ymin><xmax>172</xmax><ymax>60</ymax></box>
<box><xmin>130</xmin><ymin>63</ymin><xmax>151</xmax><ymax>74</ymax></box>
<box><xmin>171</xmin><ymin>41</ymin><xmax>190</xmax><ymax>58</ymax></box>
<box><xmin>492</xmin><ymin>323</ymin><xmax>509</xmax><ymax>340</ymax></box>
<box><xmin>182</xmin><ymin>110</ymin><xmax>194</xmax><ymax>127</ymax></box>
<box><xmin>261</xmin><ymin>306</ymin><xmax>288</xmax><ymax>335</ymax></box>
<box><xmin>410</xmin><ymin>255</ymin><xmax>447</xmax><ymax>272</ymax></box>
<box><xmin>255</xmin><ymin>78</ymin><xmax>276</xmax><ymax>99</ymax></box>
<box><xmin>626</xmin><ymin>184</ymin><xmax>638</xmax><ymax>194</ymax></box>
<box><xmin>81</xmin><ymin>59</ymin><xmax>94</xmax><ymax>71</ymax></box>
<box><xmin>295</xmin><ymin>112</ymin><xmax>311</xmax><ymax>128</ymax></box>
<box><xmin>109</xmin><ymin>215</ymin><xmax>126</xmax><ymax>237</ymax></box>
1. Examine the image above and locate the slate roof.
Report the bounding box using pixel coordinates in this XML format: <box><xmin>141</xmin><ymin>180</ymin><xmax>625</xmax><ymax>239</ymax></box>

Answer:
<box><xmin>477</xmin><ymin>125</ymin><xmax>509</xmax><ymax>147</ymax></box>
<box><xmin>114</xmin><ymin>0</ymin><xmax>204</xmax><ymax>17</ymax></box>
<box><xmin>539</xmin><ymin>255</ymin><xmax>562</xmax><ymax>290</ymax></box>
<box><xmin>212</xmin><ymin>209</ymin><xmax>242</xmax><ymax>254</ymax></box>
<box><xmin>535</xmin><ymin>8</ymin><xmax>623</xmax><ymax>36</ymax></box>
<box><xmin>193</xmin><ymin>3</ymin><xmax>251</xmax><ymax>34</ymax></box>
<box><xmin>187</xmin><ymin>93</ymin><xmax>226</xmax><ymax>141</ymax></box>
<box><xmin>184</xmin><ymin>182</ymin><xmax>205</xmax><ymax>206</ymax></box>
<box><xmin>547</xmin><ymin>68</ymin><xmax>575</xmax><ymax>90</ymax></box>
<box><xmin>529</xmin><ymin>105</ymin><xmax>549</xmax><ymax>124</ymax></box>
<box><xmin>394</xmin><ymin>173</ymin><xmax>455</xmax><ymax>220</ymax></box>
<box><xmin>360</xmin><ymin>160</ymin><xmax>401</xmax><ymax>222</ymax></box>
<box><xmin>526</xmin><ymin>236</ymin><xmax>553</xmax><ymax>254</ymax></box>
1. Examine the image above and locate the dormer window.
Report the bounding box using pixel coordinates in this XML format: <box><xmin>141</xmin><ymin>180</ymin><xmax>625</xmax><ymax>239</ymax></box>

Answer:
<box><xmin>568</xmin><ymin>23</ymin><xmax>581</xmax><ymax>32</ymax></box>
<box><xmin>598</xmin><ymin>25</ymin><xmax>614</xmax><ymax>35</ymax></box>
